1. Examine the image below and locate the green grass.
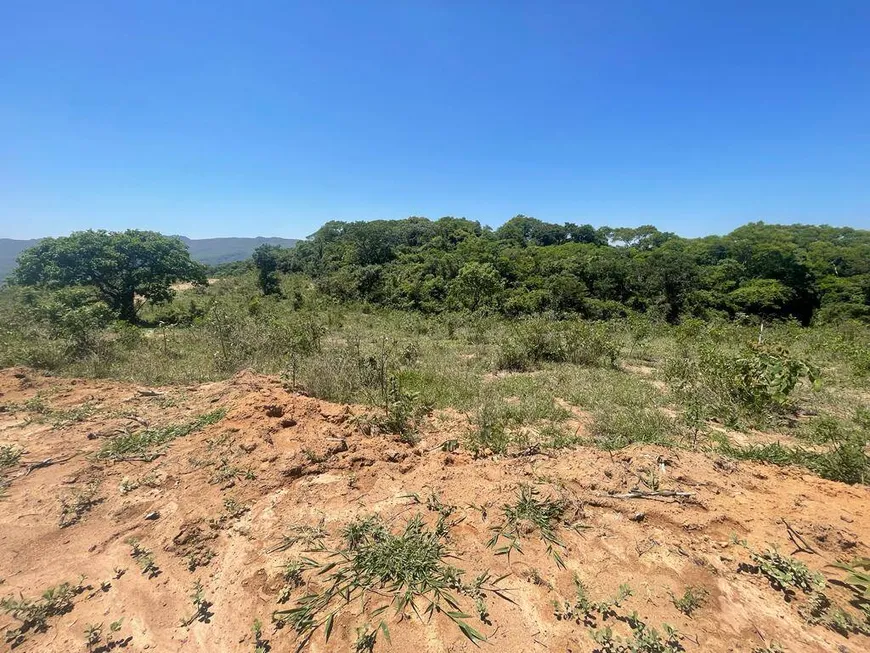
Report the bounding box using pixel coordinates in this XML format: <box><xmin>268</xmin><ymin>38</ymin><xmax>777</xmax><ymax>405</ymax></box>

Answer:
<box><xmin>716</xmin><ymin>434</ymin><xmax>869</xmax><ymax>485</ymax></box>
<box><xmin>95</xmin><ymin>408</ymin><xmax>226</xmax><ymax>461</ymax></box>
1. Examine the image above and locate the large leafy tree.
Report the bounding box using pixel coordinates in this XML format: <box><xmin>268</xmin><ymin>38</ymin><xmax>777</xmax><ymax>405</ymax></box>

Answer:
<box><xmin>252</xmin><ymin>244</ymin><xmax>282</xmax><ymax>296</ymax></box>
<box><xmin>14</xmin><ymin>230</ymin><xmax>206</xmax><ymax>322</ymax></box>
<box><xmin>450</xmin><ymin>262</ymin><xmax>504</xmax><ymax>311</ymax></box>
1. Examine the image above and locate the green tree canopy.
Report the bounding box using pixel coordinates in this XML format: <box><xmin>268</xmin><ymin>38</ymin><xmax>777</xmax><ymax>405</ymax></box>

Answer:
<box><xmin>14</xmin><ymin>230</ymin><xmax>206</xmax><ymax>322</ymax></box>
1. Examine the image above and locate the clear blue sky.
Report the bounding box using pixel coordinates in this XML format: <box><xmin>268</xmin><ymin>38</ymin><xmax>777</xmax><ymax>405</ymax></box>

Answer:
<box><xmin>2</xmin><ymin>1</ymin><xmax>869</xmax><ymax>240</ymax></box>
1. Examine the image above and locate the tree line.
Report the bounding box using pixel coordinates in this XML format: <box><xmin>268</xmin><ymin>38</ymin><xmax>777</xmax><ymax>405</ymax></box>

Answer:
<box><xmin>253</xmin><ymin>216</ymin><xmax>870</xmax><ymax>324</ymax></box>
<box><xmin>7</xmin><ymin>218</ymin><xmax>869</xmax><ymax>326</ymax></box>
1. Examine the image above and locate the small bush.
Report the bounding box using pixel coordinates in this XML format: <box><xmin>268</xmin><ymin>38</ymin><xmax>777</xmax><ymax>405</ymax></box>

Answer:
<box><xmin>465</xmin><ymin>399</ymin><xmax>512</xmax><ymax>456</ymax></box>
<box><xmin>670</xmin><ymin>587</ymin><xmax>708</xmax><ymax>616</ymax></box>
<box><xmin>666</xmin><ymin>342</ymin><xmax>820</xmax><ymax>422</ymax></box>
<box><xmin>496</xmin><ymin>318</ymin><xmax>620</xmax><ymax>371</ymax></box>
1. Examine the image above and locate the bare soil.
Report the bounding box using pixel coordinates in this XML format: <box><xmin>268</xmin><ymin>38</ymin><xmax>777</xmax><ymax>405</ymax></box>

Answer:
<box><xmin>1</xmin><ymin>368</ymin><xmax>868</xmax><ymax>652</ymax></box>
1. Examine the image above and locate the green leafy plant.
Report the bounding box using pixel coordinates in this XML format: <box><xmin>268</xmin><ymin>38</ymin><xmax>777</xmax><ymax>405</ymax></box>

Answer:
<box><xmin>126</xmin><ymin>538</ymin><xmax>160</xmax><ymax>578</ymax></box>
<box><xmin>554</xmin><ymin>577</ymin><xmax>632</xmax><ymax>625</ymax></box>
<box><xmin>592</xmin><ymin>616</ymin><xmax>683</xmax><ymax>653</ymax></box>
<box><xmin>831</xmin><ymin>557</ymin><xmax>870</xmax><ymax>626</ymax></box>
<box><xmin>0</xmin><ymin>444</ymin><xmax>22</xmax><ymax>471</ymax></box>
<box><xmin>669</xmin><ymin>586</ymin><xmax>707</xmax><ymax>616</ymax></box>
<box><xmin>356</xmin><ymin>376</ymin><xmax>431</xmax><ymax>444</ymax></box>
<box><xmin>272</xmin><ymin>513</ymin><xmax>511</xmax><ymax>650</ymax></box>
<box><xmin>738</xmin><ymin>545</ymin><xmax>825</xmax><ymax>599</ymax></box>
<box><xmin>2</xmin><ymin>579</ymin><xmax>84</xmax><ymax>647</ymax></box>
<box><xmin>277</xmin><ymin>559</ymin><xmax>318</xmax><ymax>603</ymax></box>
<box><xmin>84</xmin><ymin>618</ymin><xmax>124</xmax><ymax>652</ymax></box>
<box><xmin>252</xmin><ymin>618</ymin><xmax>270</xmax><ymax>653</ymax></box>
<box><xmin>181</xmin><ymin>581</ymin><xmax>213</xmax><ymax>627</ymax></box>
<box><xmin>488</xmin><ymin>484</ymin><xmax>581</xmax><ymax>568</ymax></box>
<box><xmin>59</xmin><ymin>481</ymin><xmax>102</xmax><ymax>528</ymax></box>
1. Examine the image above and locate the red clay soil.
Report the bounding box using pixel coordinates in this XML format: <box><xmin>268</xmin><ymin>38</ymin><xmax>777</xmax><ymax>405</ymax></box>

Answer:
<box><xmin>0</xmin><ymin>368</ymin><xmax>868</xmax><ymax>652</ymax></box>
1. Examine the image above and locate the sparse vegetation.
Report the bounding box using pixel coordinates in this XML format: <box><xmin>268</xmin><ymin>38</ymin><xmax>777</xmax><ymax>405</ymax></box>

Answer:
<box><xmin>96</xmin><ymin>409</ymin><xmax>226</xmax><ymax>462</ymax></box>
<box><xmin>488</xmin><ymin>484</ymin><xmax>580</xmax><ymax>568</ymax></box>
<box><xmin>252</xmin><ymin>619</ymin><xmax>270</xmax><ymax>653</ymax></box>
<box><xmin>554</xmin><ymin>577</ymin><xmax>632</xmax><ymax>625</ymax></box>
<box><xmin>1</xmin><ymin>216</ymin><xmax>870</xmax><ymax>652</ymax></box>
<box><xmin>181</xmin><ymin>581</ymin><xmax>214</xmax><ymax>627</ymax></box>
<box><xmin>126</xmin><ymin>538</ymin><xmax>160</xmax><ymax>578</ymax></box>
<box><xmin>670</xmin><ymin>586</ymin><xmax>708</xmax><ymax>616</ymax></box>
<box><xmin>58</xmin><ymin>481</ymin><xmax>102</xmax><ymax>528</ymax></box>
<box><xmin>272</xmin><ymin>513</ymin><xmax>511</xmax><ymax>649</ymax></box>
<box><xmin>738</xmin><ymin>545</ymin><xmax>825</xmax><ymax>599</ymax></box>
<box><xmin>84</xmin><ymin>618</ymin><xmax>124</xmax><ymax>652</ymax></box>
<box><xmin>1</xmin><ymin>579</ymin><xmax>84</xmax><ymax>647</ymax></box>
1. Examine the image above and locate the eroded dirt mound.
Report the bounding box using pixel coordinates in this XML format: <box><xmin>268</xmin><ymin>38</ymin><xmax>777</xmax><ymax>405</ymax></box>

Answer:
<box><xmin>0</xmin><ymin>368</ymin><xmax>868</xmax><ymax>652</ymax></box>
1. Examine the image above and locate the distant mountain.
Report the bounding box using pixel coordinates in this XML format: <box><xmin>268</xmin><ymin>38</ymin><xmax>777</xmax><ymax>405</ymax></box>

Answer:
<box><xmin>0</xmin><ymin>239</ymin><xmax>38</xmax><ymax>281</ymax></box>
<box><xmin>176</xmin><ymin>236</ymin><xmax>299</xmax><ymax>266</ymax></box>
<box><xmin>0</xmin><ymin>235</ymin><xmax>299</xmax><ymax>280</ymax></box>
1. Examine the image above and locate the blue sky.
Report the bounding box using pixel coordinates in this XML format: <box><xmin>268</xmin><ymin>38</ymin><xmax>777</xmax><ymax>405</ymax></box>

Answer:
<box><xmin>1</xmin><ymin>1</ymin><xmax>869</xmax><ymax>240</ymax></box>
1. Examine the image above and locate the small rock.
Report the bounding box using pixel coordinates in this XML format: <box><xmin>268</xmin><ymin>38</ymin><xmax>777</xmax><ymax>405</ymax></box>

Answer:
<box><xmin>384</xmin><ymin>449</ymin><xmax>406</xmax><ymax>463</ymax></box>
<box><xmin>264</xmin><ymin>405</ymin><xmax>284</xmax><ymax>418</ymax></box>
<box><xmin>240</xmin><ymin>441</ymin><xmax>258</xmax><ymax>453</ymax></box>
<box><xmin>260</xmin><ymin>453</ymin><xmax>279</xmax><ymax>463</ymax></box>
<box><xmin>841</xmin><ymin>515</ymin><xmax>854</xmax><ymax>523</ymax></box>
<box><xmin>326</xmin><ymin>439</ymin><xmax>348</xmax><ymax>455</ymax></box>
<box><xmin>280</xmin><ymin>417</ymin><xmax>297</xmax><ymax>428</ymax></box>
<box><xmin>145</xmin><ymin>511</ymin><xmax>160</xmax><ymax>520</ymax></box>
<box><xmin>630</xmin><ymin>512</ymin><xmax>645</xmax><ymax>522</ymax></box>
<box><xmin>399</xmin><ymin>462</ymin><xmax>414</xmax><ymax>474</ymax></box>
<box><xmin>281</xmin><ymin>454</ymin><xmax>306</xmax><ymax>478</ymax></box>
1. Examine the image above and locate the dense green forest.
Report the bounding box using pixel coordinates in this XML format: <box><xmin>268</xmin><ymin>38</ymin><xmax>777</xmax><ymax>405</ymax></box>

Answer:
<box><xmin>249</xmin><ymin>217</ymin><xmax>870</xmax><ymax>325</ymax></box>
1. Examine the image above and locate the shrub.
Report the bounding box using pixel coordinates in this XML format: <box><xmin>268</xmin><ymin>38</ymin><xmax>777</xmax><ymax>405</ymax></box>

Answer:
<box><xmin>465</xmin><ymin>399</ymin><xmax>511</xmax><ymax>456</ymax></box>
<box><xmin>496</xmin><ymin>318</ymin><xmax>620</xmax><ymax>371</ymax></box>
<box><xmin>667</xmin><ymin>342</ymin><xmax>820</xmax><ymax>422</ymax></box>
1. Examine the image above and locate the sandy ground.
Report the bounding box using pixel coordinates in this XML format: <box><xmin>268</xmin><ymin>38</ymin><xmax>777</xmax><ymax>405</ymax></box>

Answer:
<box><xmin>0</xmin><ymin>368</ymin><xmax>868</xmax><ymax>652</ymax></box>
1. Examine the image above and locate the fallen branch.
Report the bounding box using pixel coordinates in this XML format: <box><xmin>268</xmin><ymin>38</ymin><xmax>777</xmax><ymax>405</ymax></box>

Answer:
<box><xmin>136</xmin><ymin>389</ymin><xmax>165</xmax><ymax>397</ymax></box>
<box><xmin>782</xmin><ymin>518</ymin><xmax>817</xmax><ymax>555</ymax></box>
<box><xmin>599</xmin><ymin>490</ymin><xmax>695</xmax><ymax>500</ymax></box>
<box><xmin>19</xmin><ymin>453</ymin><xmax>79</xmax><ymax>477</ymax></box>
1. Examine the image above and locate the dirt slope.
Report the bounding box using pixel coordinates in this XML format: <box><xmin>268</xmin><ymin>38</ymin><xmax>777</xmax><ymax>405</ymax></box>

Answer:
<box><xmin>0</xmin><ymin>368</ymin><xmax>868</xmax><ymax>653</ymax></box>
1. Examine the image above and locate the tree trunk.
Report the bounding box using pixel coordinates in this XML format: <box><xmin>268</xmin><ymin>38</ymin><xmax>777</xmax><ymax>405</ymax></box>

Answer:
<box><xmin>118</xmin><ymin>290</ymin><xmax>138</xmax><ymax>323</ymax></box>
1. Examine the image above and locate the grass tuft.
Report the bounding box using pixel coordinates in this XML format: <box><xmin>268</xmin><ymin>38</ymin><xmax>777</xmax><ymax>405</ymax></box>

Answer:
<box><xmin>96</xmin><ymin>409</ymin><xmax>226</xmax><ymax>462</ymax></box>
<box><xmin>273</xmin><ymin>513</ymin><xmax>511</xmax><ymax>650</ymax></box>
